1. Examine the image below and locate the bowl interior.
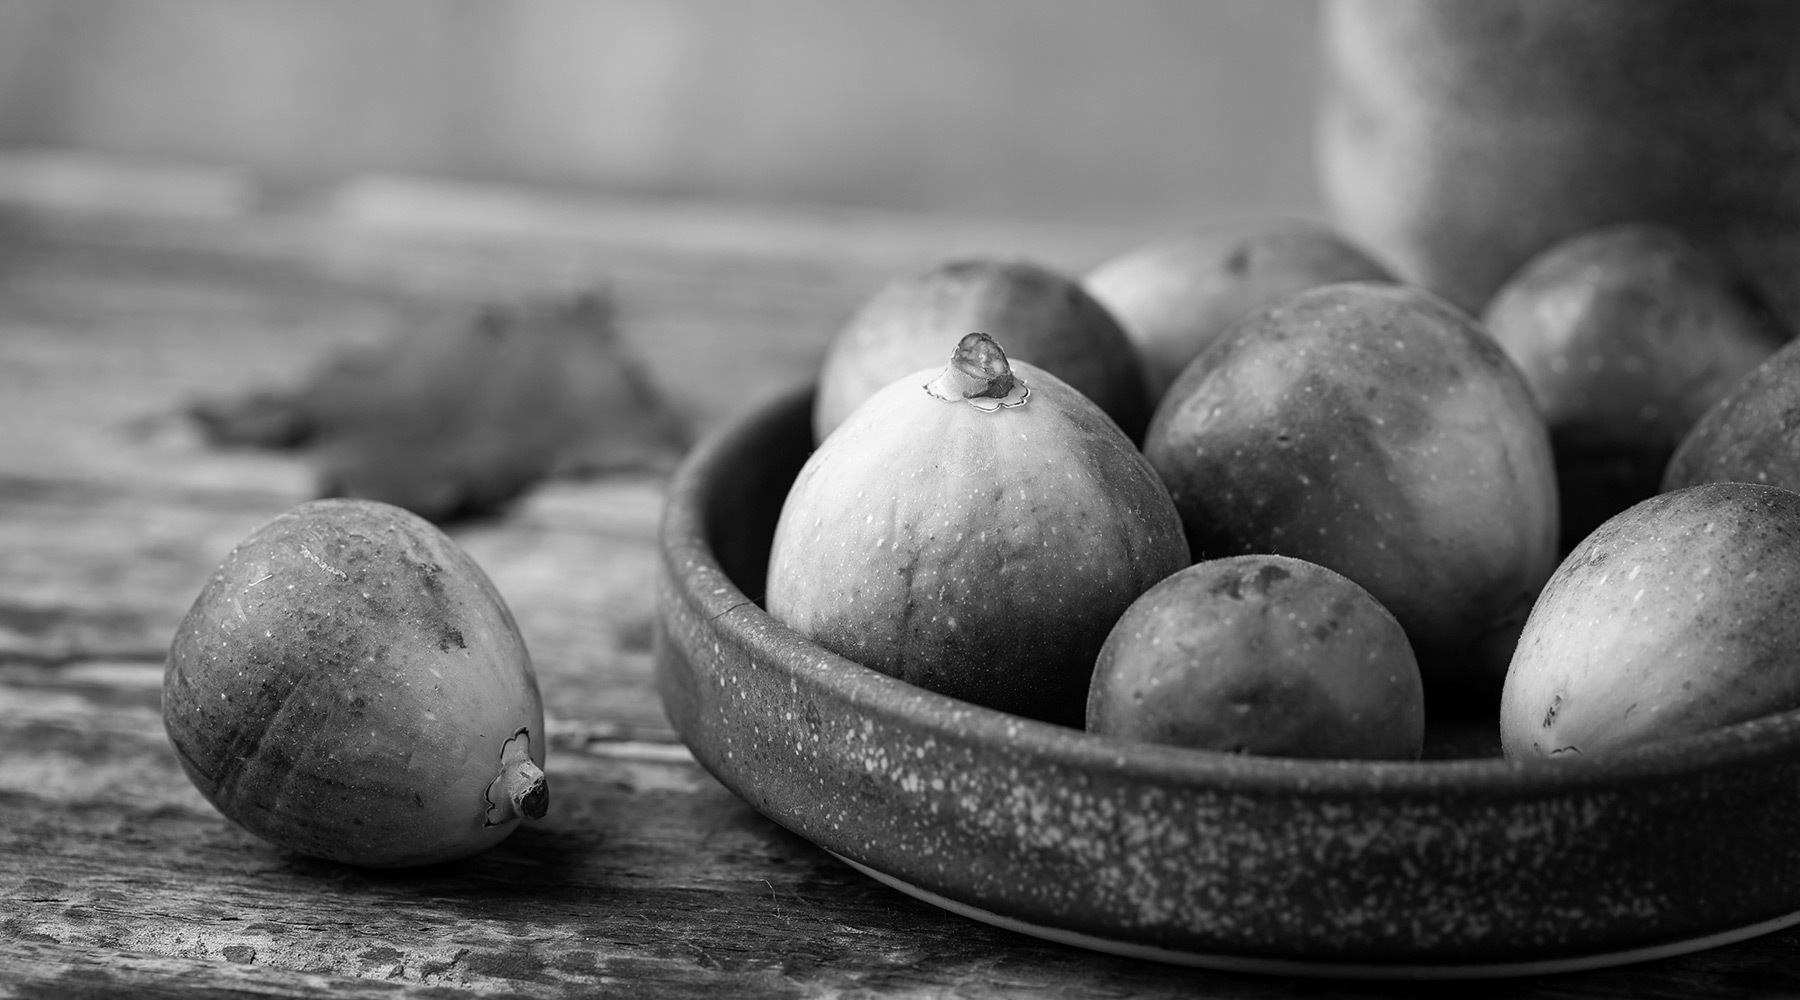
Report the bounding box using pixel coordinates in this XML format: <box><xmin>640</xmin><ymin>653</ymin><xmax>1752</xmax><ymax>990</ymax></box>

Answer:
<box><xmin>697</xmin><ymin>389</ymin><xmax>812</xmax><ymax>610</ymax></box>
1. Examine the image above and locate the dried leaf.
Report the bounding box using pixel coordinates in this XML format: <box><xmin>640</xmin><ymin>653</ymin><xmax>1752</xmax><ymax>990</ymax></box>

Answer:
<box><xmin>191</xmin><ymin>293</ymin><xmax>688</xmax><ymax>522</ymax></box>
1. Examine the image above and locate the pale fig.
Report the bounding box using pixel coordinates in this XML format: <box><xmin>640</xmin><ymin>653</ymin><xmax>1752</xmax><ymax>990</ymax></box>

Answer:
<box><xmin>770</xmin><ymin>333</ymin><xmax>1187</xmax><ymax>727</ymax></box>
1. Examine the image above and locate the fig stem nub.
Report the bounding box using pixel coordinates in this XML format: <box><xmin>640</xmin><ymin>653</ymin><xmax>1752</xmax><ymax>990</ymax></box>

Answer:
<box><xmin>484</xmin><ymin>727</ymin><xmax>549</xmax><ymax>826</ymax></box>
<box><xmin>924</xmin><ymin>332</ymin><xmax>1031</xmax><ymax>410</ymax></box>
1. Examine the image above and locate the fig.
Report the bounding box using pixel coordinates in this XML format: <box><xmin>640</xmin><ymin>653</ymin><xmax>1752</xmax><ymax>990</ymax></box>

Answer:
<box><xmin>1087</xmin><ymin>555</ymin><xmax>1424</xmax><ymax>761</ymax></box>
<box><xmin>1664</xmin><ymin>334</ymin><xmax>1800</xmax><ymax>494</ymax></box>
<box><xmin>768</xmin><ymin>332</ymin><xmax>1188</xmax><ymax>727</ymax></box>
<box><xmin>1083</xmin><ymin>219</ymin><xmax>1393</xmax><ymax>405</ymax></box>
<box><xmin>162</xmin><ymin>498</ymin><xmax>548</xmax><ymax>867</ymax></box>
<box><xmin>1481</xmin><ymin>224</ymin><xmax>1788</xmax><ymax>550</ymax></box>
<box><xmin>1501</xmin><ymin>483</ymin><xmax>1800</xmax><ymax>759</ymax></box>
<box><xmin>1143</xmin><ymin>282</ymin><xmax>1558</xmax><ymax>704</ymax></box>
<box><xmin>812</xmin><ymin>257</ymin><xmax>1150</xmax><ymax>444</ymax></box>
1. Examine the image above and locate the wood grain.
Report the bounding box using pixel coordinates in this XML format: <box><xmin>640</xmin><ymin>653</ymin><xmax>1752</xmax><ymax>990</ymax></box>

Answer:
<box><xmin>5</xmin><ymin>152</ymin><xmax>1800</xmax><ymax>998</ymax></box>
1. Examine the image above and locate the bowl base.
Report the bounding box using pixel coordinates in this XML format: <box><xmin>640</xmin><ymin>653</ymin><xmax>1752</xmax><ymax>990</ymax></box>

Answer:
<box><xmin>832</xmin><ymin>852</ymin><xmax>1800</xmax><ymax>980</ymax></box>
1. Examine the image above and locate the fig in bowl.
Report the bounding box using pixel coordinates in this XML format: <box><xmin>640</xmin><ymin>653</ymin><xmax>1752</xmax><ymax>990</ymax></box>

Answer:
<box><xmin>1083</xmin><ymin>218</ymin><xmax>1394</xmax><ymax>406</ymax></box>
<box><xmin>1502</xmin><ymin>482</ymin><xmax>1800</xmax><ymax>759</ymax></box>
<box><xmin>812</xmin><ymin>257</ymin><xmax>1150</xmax><ymax>443</ymax></box>
<box><xmin>1481</xmin><ymin>223</ymin><xmax>1787</xmax><ymax>550</ymax></box>
<box><xmin>768</xmin><ymin>332</ymin><xmax>1188</xmax><ymax>728</ymax></box>
<box><xmin>1087</xmin><ymin>553</ymin><xmax>1424</xmax><ymax>761</ymax></box>
<box><xmin>1664</xmin><ymin>334</ymin><xmax>1800</xmax><ymax>494</ymax></box>
<box><xmin>1142</xmin><ymin>281</ymin><xmax>1559</xmax><ymax>706</ymax></box>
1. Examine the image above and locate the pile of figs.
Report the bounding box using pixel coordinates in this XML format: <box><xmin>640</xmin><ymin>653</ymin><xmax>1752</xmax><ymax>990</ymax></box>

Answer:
<box><xmin>766</xmin><ymin>218</ymin><xmax>1800</xmax><ymax>762</ymax></box>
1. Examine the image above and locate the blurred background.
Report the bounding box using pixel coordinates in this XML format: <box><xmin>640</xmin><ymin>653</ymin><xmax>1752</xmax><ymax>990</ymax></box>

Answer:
<box><xmin>0</xmin><ymin>0</ymin><xmax>1324</xmax><ymax>227</ymax></box>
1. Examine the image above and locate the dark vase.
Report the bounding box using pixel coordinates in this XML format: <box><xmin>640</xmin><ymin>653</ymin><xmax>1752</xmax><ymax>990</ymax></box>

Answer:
<box><xmin>1317</xmin><ymin>0</ymin><xmax>1800</xmax><ymax>329</ymax></box>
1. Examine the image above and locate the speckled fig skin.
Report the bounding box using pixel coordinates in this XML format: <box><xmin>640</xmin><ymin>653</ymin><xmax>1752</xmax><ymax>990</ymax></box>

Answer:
<box><xmin>1502</xmin><ymin>483</ymin><xmax>1800</xmax><ymax>759</ymax></box>
<box><xmin>1143</xmin><ymin>282</ymin><xmax>1559</xmax><ymax>704</ymax></box>
<box><xmin>812</xmin><ymin>258</ymin><xmax>1150</xmax><ymax>444</ymax></box>
<box><xmin>768</xmin><ymin>344</ymin><xmax>1188</xmax><ymax>728</ymax></box>
<box><xmin>1664</xmin><ymin>335</ymin><xmax>1800</xmax><ymax>494</ymax></box>
<box><xmin>1482</xmin><ymin>224</ymin><xmax>1788</xmax><ymax>551</ymax></box>
<box><xmin>162</xmin><ymin>497</ymin><xmax>547</xmax><ymax>868</ymax></box>
<box><xmin>1087</xmin><ymin>554</ymin><xmax>1424</xmax><ymax>760</ymax></box>
<box><xmin>1083</xmin><ymin>219</ymin><xmax>1394</xmax><ymax>405</ymax></box>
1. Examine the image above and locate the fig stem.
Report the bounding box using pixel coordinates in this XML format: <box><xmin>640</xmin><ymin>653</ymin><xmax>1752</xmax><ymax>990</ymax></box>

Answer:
<box><xmin>484</xmin><ymin>727</ymin><xmax>549</xmax><ymax>826</ymax></box>
<box><xmin>923</xmin><ymin>332</ymin><xmax>1030</xmax><ymax>409</ymax></box>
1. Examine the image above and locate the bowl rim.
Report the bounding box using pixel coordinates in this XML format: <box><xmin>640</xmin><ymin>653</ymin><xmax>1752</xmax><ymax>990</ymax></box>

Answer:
<box><xmin>663</xmin><ymin>381</ymin><xmax>1800</xmax><ymax>801</ymax></box>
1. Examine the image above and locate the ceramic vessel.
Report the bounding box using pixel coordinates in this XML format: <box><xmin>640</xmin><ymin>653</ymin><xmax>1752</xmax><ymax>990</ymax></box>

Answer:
<box><xmin>654</xmin><ymin>385</ymin><xmax>1800</xmax><ymax>976</ymax></box>
<box><xmin>1318</xmin><ymin>0</ymin><xmax>1800</xmax><ymax>328</ymax></box>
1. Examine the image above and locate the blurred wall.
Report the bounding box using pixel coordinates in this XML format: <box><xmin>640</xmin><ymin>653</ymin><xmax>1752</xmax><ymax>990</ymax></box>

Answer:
<box><xmin>0</xmin><ymin>0</ymin><xmax>1324</xmax><ymax>226</ymax></box>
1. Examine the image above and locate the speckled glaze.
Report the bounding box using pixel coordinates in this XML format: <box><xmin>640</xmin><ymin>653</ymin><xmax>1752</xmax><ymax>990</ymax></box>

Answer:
<box><xmin>654</xmin><ymin>385</ymin><xmax>1800</xmax><ymax>972</ymax></box>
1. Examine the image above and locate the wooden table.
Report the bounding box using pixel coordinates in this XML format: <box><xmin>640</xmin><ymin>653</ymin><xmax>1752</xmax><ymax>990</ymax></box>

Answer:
<box><xmin>5</xmin><ymin>150</ymin><xmax>1800</xmax><ymax>999</ymax></box>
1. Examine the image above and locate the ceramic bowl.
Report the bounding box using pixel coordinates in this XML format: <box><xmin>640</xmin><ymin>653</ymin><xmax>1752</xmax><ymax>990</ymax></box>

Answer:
<box><xmin>654</xmin><ymin>384</ymin><xmax>1800</xmax><ymax>978</ymax></box>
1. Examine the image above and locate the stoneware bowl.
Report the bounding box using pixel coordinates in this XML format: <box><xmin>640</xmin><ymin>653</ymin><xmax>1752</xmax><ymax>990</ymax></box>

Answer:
<box><xmin>654</xmin><ymin>384</ymin><xmax>1800</xmax><ymax>979</ymax></box>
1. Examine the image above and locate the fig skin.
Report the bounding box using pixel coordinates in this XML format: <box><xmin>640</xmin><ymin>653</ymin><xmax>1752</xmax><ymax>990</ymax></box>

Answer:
<box><xmin>812</xmin><ymin>257</ymin><xmax>1150</xmax><ymax>444</ymax></box>
<box><xmin>162</xmin><ymin>497</ymin><xmax>547</xmax><ymax>868</ymax></box>
<box><xmin>1143</xmin><ymin>282</ymin><xmax>1558</xmax><ymax>703</ymax></box>
<box><xmin>1501</xmin><ymin>483</ymin><xmax>1800</xmax><ymax>759</ymax></box>
<box><xmin>1481</xmin><ymin>224</ymin><xmax>1788</xmax><ymax>551</ymax></box>
<box><xmin>1664</xmin><ymin>334</ymin><xmax>1800</xmax><ymax>494</ymax></box>
<box><xmin>1087</xmin><ymin>555</ymin><xmax>1424</xmax><ymax>761</ymax></box>
<box><xmin>768</xmin><ymin>340</ymin><xmax>1188</xmax><ymax>728</ymax></box>
<box><xmin>1083</xmin><ymin>219</ymin><xmax>1394</xmax><ymax>405</ymax></box>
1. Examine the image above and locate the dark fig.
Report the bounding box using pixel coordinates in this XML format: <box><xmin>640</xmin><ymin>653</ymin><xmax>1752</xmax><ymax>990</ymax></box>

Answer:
<box><xmin>1084</xmin><ymin>219</ymin><xmax>1393</xmax><ymax>405</ymax></box>
<box><xmin>813</xmin><ymin>258</ymin><xmax>1150</xmax><ymax>443</ymax></box>
<box><xmin>1482</xmin><ymin>224</ymin><xmax>1787</xmax><ymax>549</ymax></box>
<box><xmin>1088</xmin><ymin>554</ymin><xmax>1424</xmax><ymax>761</ymax></box>
<box><xmin>1143</xmin><ymin>282</ymin><xmax>1558</xmax><ymax>705</ymax></box>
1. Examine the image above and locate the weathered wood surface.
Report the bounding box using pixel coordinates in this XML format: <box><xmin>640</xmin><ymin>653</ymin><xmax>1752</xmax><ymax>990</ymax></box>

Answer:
<box><xmin>5</xmin><ymin>151</ymin><xmax>1800</xmax><ymax>998</ymax></box>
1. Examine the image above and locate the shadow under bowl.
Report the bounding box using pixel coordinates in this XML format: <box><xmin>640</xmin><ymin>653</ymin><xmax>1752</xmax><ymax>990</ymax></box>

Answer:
<box><xmin>654</xmin><ymin>383</ymin><xmax>1800</xmax><ymax>977</ymax></box>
